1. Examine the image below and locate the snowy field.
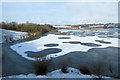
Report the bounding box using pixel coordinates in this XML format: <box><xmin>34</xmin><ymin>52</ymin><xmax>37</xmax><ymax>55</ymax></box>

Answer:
<box><xmin>0</xmin><ymin>29</ymin><xmax>28</xmax><ymax>43</ymax></box>
<box><xmin>10</xmin><ymin>29</ymin><xmax>119</xmax><ymax>61</ymax></box>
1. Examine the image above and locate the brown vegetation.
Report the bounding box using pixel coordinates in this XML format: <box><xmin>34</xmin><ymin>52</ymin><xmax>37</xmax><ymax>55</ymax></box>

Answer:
<box><xmin>78</xmin><ymin>64</ymin><xmax>91</xmax><ymax>75</ymax></box>
<box><xmin>57</xmin><ymin>32</ymin><xmax>67</xmax><ymax>35</ymax></box>
<box><xmin>32</xmin><ymin>60</ymin><xmax>51</xmax><ymax>75</ymax></box>
<box><xmin>60</xmin><ymin>58</ymin><xmax>71</xmax><ymax>73</ymax></box>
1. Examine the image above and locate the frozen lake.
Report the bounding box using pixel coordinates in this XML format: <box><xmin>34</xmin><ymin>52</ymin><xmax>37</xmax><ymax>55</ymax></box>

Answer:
<box><xmin>10</xmin><ymin>28</ymin><xmax>119</xmax><ymax>61</ymax></box>
<box><xmin>2</xmin><ymin>28</ymin><xmax>120</xmax><ymax>77</ymax></box>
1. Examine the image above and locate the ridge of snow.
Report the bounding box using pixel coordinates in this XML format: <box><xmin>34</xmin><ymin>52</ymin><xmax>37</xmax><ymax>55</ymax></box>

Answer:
<box><xmin>4</xmin><ymin>67</ymin><xmax>111</xmax><ymax>78</ymax></box>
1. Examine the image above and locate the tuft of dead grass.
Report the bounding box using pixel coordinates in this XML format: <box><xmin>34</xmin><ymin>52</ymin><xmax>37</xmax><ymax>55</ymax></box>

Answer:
<box><xmin>32</xmin><ymin>60</ymin><xmax>51</xmax><ymax>75</ymax></box>
<box><xmin>60</xmin><ymin>58</ymin><xmax>71</xmax><ymax>73</ymax></box>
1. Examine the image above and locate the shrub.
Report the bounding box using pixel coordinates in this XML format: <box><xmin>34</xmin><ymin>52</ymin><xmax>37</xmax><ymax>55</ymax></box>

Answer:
<box><xmin>1</xmin><ymin>21</ymin><xmax>53</xmax><ymax>35</ymax></box>
<box><xmin>32</xmin><ymin>60</ymin><xmax>51</xmax><ymax>75</ymax></box>
<box><xmin>51</xmin><ymin>29</ymin><xmax>58</xmax><ymax>34</ymax></box>
<box><xmin>28</xmin><ymin>33</ymin><xmax>34</xmax><ymax>39</ymax></box>
<box><xmin>57</xmin><ymin>32</ymin><xmax>67</xmax><ymax>35</ymax></box>
<box><xmin>35</xmin><ymin>30</ymin><xmax>42</xmax><ymax>36</ymax></box>
<box><xmin>78</xmin><ymin>64</ymin><xmax>91</xmax><ymax>75</ymax></box>
<box><xmin>1</xmin><ymin>21</ymin><xmax>54</xmax><ymax>41</ymax></box>
<box><xmin>60</xmin><ymin>58</ymin><xmax>71</xmax><ymax>73</ymax></box>
<box><xmin>108</xmin><ymin>63</ymin><xmax>114</xmax><ymax>74</ymax></box>
<box><xmin>9</xmin><ymin>35</ymin><xmax>13</xmax><ymax>42</ymax></box>
<box><xmin>61</xmin><ymin>67</ymin><xmax>68</xmax><ymax>73</ymax></box>
<box><xmin>90</xmin><ymin>58</ymin><xmax>106</xmax><ymax>78</ymax></box>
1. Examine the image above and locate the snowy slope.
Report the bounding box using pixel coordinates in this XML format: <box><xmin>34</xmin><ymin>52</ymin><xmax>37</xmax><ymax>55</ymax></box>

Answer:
<box><xmin>0</xmin><ymin>29</ymin><xmax>28</xmax><ymax>43</ymax></box>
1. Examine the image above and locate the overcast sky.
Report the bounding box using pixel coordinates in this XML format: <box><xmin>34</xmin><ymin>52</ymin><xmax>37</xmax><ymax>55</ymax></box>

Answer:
<box><xmin>2</xmin><ymin>2</ymin><xmax>118</xmax><ymax>25</ymax></box>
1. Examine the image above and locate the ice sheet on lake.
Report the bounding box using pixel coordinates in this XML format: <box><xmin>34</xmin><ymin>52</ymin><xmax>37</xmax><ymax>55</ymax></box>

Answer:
<box><xmin>10</xmin><ymin>33</ymin><xmax>118</xmax><ymax>60</ymax></box>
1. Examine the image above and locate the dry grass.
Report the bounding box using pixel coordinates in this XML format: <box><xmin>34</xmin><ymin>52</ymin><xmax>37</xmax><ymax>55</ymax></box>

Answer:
<box><xmin>60</xmin><ymin>58</ymin><xmax>71</xmax><ymax>73</ymax></box>
<box><xmin>78</xmin><ymin>64</ymin><xmax>91</xmax><ymax>75</ymax></box>
<box><xmin>32</xmin><ymin>60</ymin><xmax>51</xmax><ymax>75</ymax></box>
<box><xmin>51</xmin><ymin>29</ymin><xmax>58</xmax><ymax>34</ymax></box>
<box><xmin>90</xmin><ymin>58</ymin><xmax>106</xmax><ymax>78</ymax></box>
<box><xmin>57</xmin><ymin>32</ymin><xmax>67</xmax><ymax>35</ymax></box>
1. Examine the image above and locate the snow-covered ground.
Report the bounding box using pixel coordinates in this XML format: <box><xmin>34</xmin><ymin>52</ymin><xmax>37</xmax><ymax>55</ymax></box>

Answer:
<box><xmin>0</xmin><ymin>29</ymin><xmax>28</xmax><ymax>43</ymax></box>
<box><xmin>53</xmin><ymin>25</ymin><xmax>72</xmax><ymax>29</ymax></box>
<box><xmin>10</xmin><ymin>33</ymin><xmax>118</xmax><ymax>60</ymax></box>
<box><xmin>4</xmin><ymin>67</ymin><xmax>110</xmax><ymax>78</ymax></box>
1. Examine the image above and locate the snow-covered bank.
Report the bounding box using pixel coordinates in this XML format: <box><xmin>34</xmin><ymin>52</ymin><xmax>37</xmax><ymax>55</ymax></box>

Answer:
<box><xmin>10</xmin><ymin>33</ymin><xmax>118</xmax><ymax>61</ymax></box>
<box><xmin>0</xmin><ymin>29</ymin><xmax>28</xmax><ymax>43</ymax></box>
<box><xmin>4</xmin><ymin>67</ymin><xmax>111</xmax><ymax>78</ymax></box>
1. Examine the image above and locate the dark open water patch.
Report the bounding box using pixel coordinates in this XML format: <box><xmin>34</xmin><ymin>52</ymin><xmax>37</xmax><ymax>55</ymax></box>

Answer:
<box><xmin>58</xmin><ymin>37</ymin><xmax>71</xmax><ymax>39</ymax></box>
<box><xmin>107</xmin><ymin>35</ymin><xmax>118</xmax><ymax>38</ymax></box>
<box><xmin>25</xmin><ymin>48</ymin><xmax>62</xmax><ymax>58</ymax></box>
<box><xmin>44</xmin><ymin>43</ymin><xmax>59</xmax><ymax>47</ymax></box>
<box><xmin>80</xmin><ymin>43</ymin><xmax>101</xmax><ymax>47</ymax></box>
<box><xmin>69</xmin><ymin>41</ymin><xmax>81</xmax><ymax>44</ymax></box>
<box><xmin>98</xmin><ymin>33</ymin><xmax>107</xmax><ymax>35</ymax></box>
<box><xmin>18</xmin><ymin>46</ymin><xmax>22</xmax><ymax>47</ymax></box>
<box><xmin>85</xmin><ymin>34</ymin><xmax>95</xmax><ymax>36</ymax></box>
<box><xmin>98</xmin><ymin>36</ymin><xmax>107</xmax><ymax>38</ymax></box>
<box><xmin>95</xmin><ymin>40</ymin><xmax>111</xmax><ymax>44</ymax></box>
<box><xmin>63</xmin><ymin>42</ymin><xmax>69</xmax><ymax>43</ymax></box>
<box><xmin>118</xmin><ymin>35</ymin><xmax>120</xmax><ymax>39</ymax></box>
<box><xmin>63</xmin><ymin>41</ymin><xmax>101</xmax><ymax>47</ymax></box>
<box><xmin>62</xmin><ymin>41</ymin><xmax>81</xmax><ymax>44</ymax></box>
<box><xmin>79</xmin><ymin>35</ymin><xmax>86</xmax><ymax>37</ymax></box>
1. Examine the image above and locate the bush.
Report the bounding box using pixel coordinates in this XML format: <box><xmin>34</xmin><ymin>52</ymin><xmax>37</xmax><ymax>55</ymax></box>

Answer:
<box><xmin>1</xmin><ymin>21</ymin><xmax>53</xmax><ymax>34</ymax></box>
<box><xmin>108</xmin><ymin>63</ymin><xmax>114</xmax><ymax>74</ymax></box>
<box><xmin>27</xmin><ymin>30</ymin><xmax>42</xmax><ymax>39</ymax></box>
<box><xmin>60</xmin><ymin>58</ymin><xmax>71</xmax><ymax>73</ymax></box>
<box><xmin>51</xmin><ymin>29</ymin><xmax>58</xmax><ymax>34</ymax></box>
<box><xmin>57</xmin><ymin>32</ymin><xmax>67</xmax><ymax>35</ymax></box>
<box><xmin>78</xmin><ymin>64</ymin><xmax>91</xmax><ymax>75</ymax></box>
<box><xmin>90</xmin><ymin>58</ymin><xmax>106</xmax><ymax>78</ymax></box>
<box><xmin>9</xmin><ymin>35</ymin><xmax>13</xmax><ymax>42</ymax></box>
<box><xmin>32</xmin><ymin>60</ymin><xmax>51</xmax><ymax>75</ymax></box>
<box><xmin>1</xmin><ymin>21</ymin><xmax>54</xmax><ymax>41</ymax></box>
<box><xmin>27</xmin><ymin>33</ymin><xmax>34</xmax><ymax>39</ymax></box>
<box><xmin>61</xmin><ymin>67</ymin><xmax>68</xmax><ymax>73</ymax></box>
